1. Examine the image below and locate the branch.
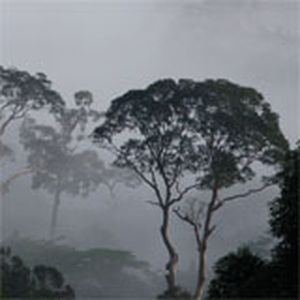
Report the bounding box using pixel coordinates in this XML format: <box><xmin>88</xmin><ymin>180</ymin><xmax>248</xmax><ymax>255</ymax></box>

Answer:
<box><xmin>110</xmin><ymin>141</ymin><xmax>157</xmax><ymax>190</ymax></box>
<box><xmin>173</xmin><ymin>206</ymin><xmax>202</xmax><ymax>250</ymax></box>
<box><xmin>169</xmin><ymin>183</ymin><xmax>199</xmax><ymax>206</ymax></box>
<box><xmin>146</xmin><ymin>200</ymin><xmax>161</xmax><ymax>207</ymax></box>
<box><xmin>148</xmin><ymin>165</ymin><xmax>164</xmax><ymax>207</ymax></box>
<box><xmin>173</xmin><ymin>207</ymin><xmax>197</xmax><ymax>227</ymax></box>
<box><xmin>220</xmin><ymin>182</ymin><xmax>273</xmax><ymax>204</ymax></box>
<box><xmin>1</xmin><ymin>167</ymin><xmax>33</xmax><ymax>195</ymax></box>
<box><xmin>0</xmin><ymin>101</ymin><xmax>13</xmax><ymax>114</ymax></box>
<box><xmin>169</xmin><ymin>163</ymin><xmax>183</xmax><ymax>189</ymax></box>
<box><xmin>108</xmin><ymin>140</ymin><xmax>167</xmax><ymax>206</ymax></box>
<box><xmin>207</xmin><ymin>224</ymin><xmax>216</xmax><ymax>238</ymax></box>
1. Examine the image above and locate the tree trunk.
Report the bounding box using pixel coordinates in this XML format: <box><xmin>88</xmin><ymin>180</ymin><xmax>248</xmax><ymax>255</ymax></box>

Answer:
<box><xmin>160</xmin><ymin>207</ymin><xmax>179</xmax><ymax>293</ymax></box>
<box><xmin>49</xmin><ymin>187</ymin><xmax>61</xmax><ymax>241</ymax></box>
<box><xmin>194</xmin><ymin>183</ymin><xmax>218</xmax><ymax>300</ymax></box>
<box><xmin>194</xmin><ymin>242</ymin><xmax>207</xmax><ymax>300</ymax></box>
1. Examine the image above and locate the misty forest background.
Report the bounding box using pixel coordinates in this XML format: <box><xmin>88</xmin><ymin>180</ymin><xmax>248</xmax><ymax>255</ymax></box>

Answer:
<box><xmin>0</xmin><ymin>1</ymin><xmax>298</xmax><ymax>299</ymax></box>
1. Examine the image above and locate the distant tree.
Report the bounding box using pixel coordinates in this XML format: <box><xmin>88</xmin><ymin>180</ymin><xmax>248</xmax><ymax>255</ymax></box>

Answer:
<box><xmin>93</xmin><ymin>79</ymin><xmax>288</xmax><ymax>299</ymax></box>
<box><xmin>3</xmin><ymin>236</ymin><xmax>157</xmax><ymax>298</ymax></box>
<box><xmin>207</xmin><ymin>145</ymin><xmax>298</xmax><ymax>299</ymax></box>
<box><xmin>19</xmin><ymin>92</ymin><xmax>105</xmax><ymax>240</ymax></box>
<box><xmin>99</xmin><ymin>166</ymin><xmax>141</xmax><ymax>197</ymax></box>
<box><xmin>20</xmin><ymin>92</ymin><xmax>138</xmax><ymax>240</ymax></box>
<box><xmin>0</xmin><ymin>246</ymin><xmax>75</xmax><ymax>298</ymax></box>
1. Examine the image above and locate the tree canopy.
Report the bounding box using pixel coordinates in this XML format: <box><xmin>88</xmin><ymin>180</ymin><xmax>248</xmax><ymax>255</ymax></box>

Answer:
<box><xmin>94</xmin><ymin>78</ymin><xmax>288</xmax><ymax>191</ymax></box>
<box><xmin>0</xmin><ymin>246</ymin><xmax>75</xmax><ymax>298</ymax></box>
<box><xmin>0</xmin><ymin>66</ymin><xmax>64</xmax><ymax>137</ymax></box>
<box><xmin>93</xmin><ymin>78</ymin><xmax>288</xmax><ymax>298</ymax></box>
<box><xmin>19</xmin><ymin>94</ymin><xmax>105</xmax><ymax>239</ymax></box>
<box><xmin>3</xmin><ymin>237</ymin><xmax>157</xmax><ymax>298</ymax></box>
<box><xmin>207</xmin><ymin>247</ymin><xmax>266</xmax><ymax>298</ymax></box>
<box><xmin>0</xmin><ymin>66</ymin><xmax>65</xmax><ymax>195</ymax></box>
<box><xmin>207</xmin><ymin>145</ymin><xmax>299</xmax><ymax>299</ymax></box>
<box><xmin>268</xmin><ymin>144</ymin><xmax>299</xmax><ymax>297</ymax></box>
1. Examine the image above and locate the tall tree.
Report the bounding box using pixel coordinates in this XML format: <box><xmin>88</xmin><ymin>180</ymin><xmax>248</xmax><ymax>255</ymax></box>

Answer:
<box><xmin>171</xmin><ymin>79</ymin><xmax>288</xmax><ymax>300</ymax></box>
<box><xmin>4</xmin><ymin>236</ymin><xmax>157</xmax><ymax>298</ymax></box>
<box><xmin>93</xmin><ymin>78</ymin><xmax>288</xmax><ymax>299</ymax></box>
<box><xmin>94</xmin><ymin>79</ymin><xmax>203</xmax><ymax>296</ymax></box>
<box><xmin>19</xmin><ymin>91</ymin><xmax>105</xmax><ymax>240</ymax></box>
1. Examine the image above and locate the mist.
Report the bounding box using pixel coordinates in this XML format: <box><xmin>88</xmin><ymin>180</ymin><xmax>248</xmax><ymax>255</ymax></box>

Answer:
<box><xmin>0</xmin><ymin>0</ymin><xmax>298</xmax><ymax>298</ymax></box>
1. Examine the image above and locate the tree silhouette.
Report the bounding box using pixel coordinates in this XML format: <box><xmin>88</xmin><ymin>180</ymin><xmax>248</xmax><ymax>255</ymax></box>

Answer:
<box><xmin>169</xmin><ymin>79</ymin><xmax>288</xmax><ymax>300</ymax></box>
<box><xmin>207</xmin><ymin>247</ymin><xmax>266</xmax><ymax>298</ymax></box>
<box><xmin>4</xmin><ymin>236</ymin><xmax>158</xmax><ymax>298</ymax></box>
<box><xmin>0</xmin><ymin>66</ymin><xmax>64</xmax><ymax>136</ymax></box>
<box><xmin>0</xmin><ymin>66</ymin><xmax>65</xmax><ymax>194</ymax></box>
<box><xmin>93</xmin><ymin>78</ymin><xmax>288</xmax><ymax>299</ymax></box>
<box><xmin>0</xmin><ymin>246</ymin><xmax>75</xmax><ymax>298</ymax></box>
<box><xmin>267</xmin><ymin>144</ymin><xmax>298</xmax><ymax>297</ymax></box>
<box><xmin>207</xmin><ymin>145</ymin><xmax>298</xmax><ymax>299</ymax></box>
<box><xmin>94</xmin><ymin>79</ymin><xmax>204</xmax><ymax>296</ymax></box>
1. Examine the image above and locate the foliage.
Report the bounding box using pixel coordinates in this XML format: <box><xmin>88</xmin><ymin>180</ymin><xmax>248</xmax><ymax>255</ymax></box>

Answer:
<box><xmin>0</xmin><ymin>66</ymin><xmax>64</xmax><ymax>136</ymax></box>
<box><xmin>93</xmin><ymin>78</ymin><xmax>288</xmax><ymax>297</ymax></box>
<box><xmin>3</xmin><ymin>236</ymin><xmax>157</xmax><ymax>298</ymax></box>
<box><xmin>207</xmin><ymin>146</ymin><xmax>299</xmax><ymax>299</ymax></box>
<box><xmin>94</xmin><ymin>78</ymin><xmax>288</xmax><ymax>190</ymax></box>
<box><xmin>0</xmin><ymin>66</ymin><xmax>65</xmax><ymax>197</ymax></box>
<box><xmin>19</xmin><ymin>95</ymin><xmax>105</xmax><ymax>239</ymax></box>
<box><xmin>267</xmin><ymin>144</ymin><xmax>299</xmax><ymax>297</ymax></box>
<box><xmin>20</xmin><ymin>117</ymin><xmax>104</xmax><ymax>197</ymax></box>
<box><xmin>207</xmin><ymin>247</ymin><xmax>266</xmax><ymax>298</ymax></box>
<box><xmin>0</xmin><ymin>246</ymin><xmax>75</xmax><ymax>298</ymax></box>
<box><xmin>19</xmin><ymin>91</ymin><xmax>138</xmax><ymax>239</ymax></box>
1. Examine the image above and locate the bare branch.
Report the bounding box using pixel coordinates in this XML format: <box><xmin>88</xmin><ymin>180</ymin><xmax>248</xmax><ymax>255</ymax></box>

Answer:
<box><xmin>146</xmin><ymin>200</ymin><xmax>162</xmax><ymax>207</ymax></box>
<box><xmin>1</xmin><ymin>167</ymin><xmax>33</xmax><ymax>195</ymax></box>
<box><xmin>173</xmin><ymin>207</ymin><xmax>197</xmax><ymax>227</ymax></box>
<box><xmin>110</xmin><ymin>141</ymin><xmax>157</xmax><ymax>190</ymax></box>
<box><xmin>173</xmin><ymin>205</ymin><xmax>202</xmax><ymax>251</ymax></box>
<box><xmin>107</xmin><ymin>140</ymin><xmax>166</xmax><ymax>206</ymax></box>
<box><xmin>220</xmin><ymin>182</ymin><xmax>273</xmax><ymax>204</ymax></box>
<box><xmin>169</xmin><ymin>183</ymin><xmax>199</xmax><ymax>206</ymax></box>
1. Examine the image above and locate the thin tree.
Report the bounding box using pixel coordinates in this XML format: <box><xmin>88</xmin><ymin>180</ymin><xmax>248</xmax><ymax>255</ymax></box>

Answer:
<box><xmin>93</xmin><ymin>78</ymin><xmax>288</xmax><ymax>298</ymax></box>
<box><xmin>19</xmin><ymin>91</ymin><xmax>105</xmax><ymax>240</ymax></box>
<box><xmin>171</xmin><ymin>79</ymin><xmax>288</xmax><ymax>300</ymax></box>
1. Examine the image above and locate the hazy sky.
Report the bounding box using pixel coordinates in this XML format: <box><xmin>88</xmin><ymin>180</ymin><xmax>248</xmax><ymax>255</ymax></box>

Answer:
<box><xmin>1</xmin><ymin>0</ymin><xmax>299</xmax><ymax>144</ymax></box>
<box><xmin>0</xmin><ymin>0</ymin><xmax>299</xmax><ymax>273</ymax></box>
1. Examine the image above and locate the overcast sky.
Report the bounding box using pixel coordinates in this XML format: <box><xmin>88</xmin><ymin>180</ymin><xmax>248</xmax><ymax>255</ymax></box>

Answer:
<box><xmin>0</xmin><ymin>0</ymin><xmax>299</xmax><ymax>273</ymax></box>
<box><xmin>1</xmin><ymin>0</ymin><xmax>299</xmax><ymax>144</ymax></box>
